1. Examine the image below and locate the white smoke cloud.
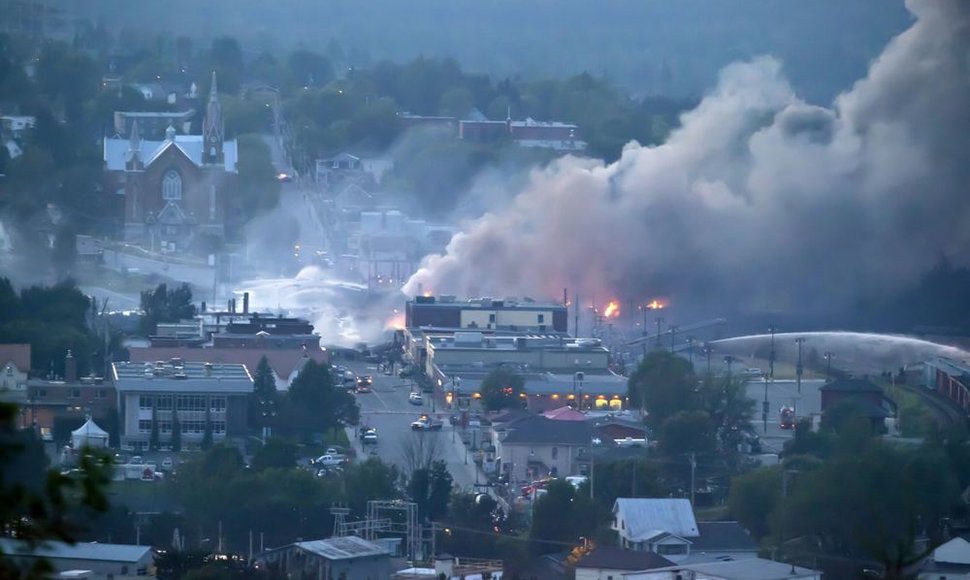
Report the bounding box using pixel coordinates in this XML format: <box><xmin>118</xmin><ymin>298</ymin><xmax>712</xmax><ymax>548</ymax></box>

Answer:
<box><xmin>404</xmin><ymin>0</ymin><xmax>970</xmax><ymax>316</ymax></box>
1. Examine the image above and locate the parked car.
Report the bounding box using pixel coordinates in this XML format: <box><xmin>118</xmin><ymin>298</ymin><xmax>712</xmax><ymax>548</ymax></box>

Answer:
<box><xmin>408</xmin><ymin>392</ymin><xmax>423</xmax><ymax>405</ymax></box>
<box><xmin>129</xmin><ymin>455</ymin><xmax>144</xmax><ymax>465</ymax></box>
<box><xmin>313</xmin><ymin>454</ymin><xmax>346</xmax><ymax>467</ymax></box>
<box><xmin>161</xmin><ymin>457</ymin><xmax>174</xmax><ymax>470</ymax></box>
<box><xmin>362</xmin><ymin>430</ymin><xmax>378</xmax><ymax>445</ymax></box>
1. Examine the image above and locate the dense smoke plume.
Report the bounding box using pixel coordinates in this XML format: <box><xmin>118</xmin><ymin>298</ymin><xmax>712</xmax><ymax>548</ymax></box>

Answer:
<box><xmin>404</xmin><ymin>0</ymin><xmax>970</xmax><ymax>317</ymax></box>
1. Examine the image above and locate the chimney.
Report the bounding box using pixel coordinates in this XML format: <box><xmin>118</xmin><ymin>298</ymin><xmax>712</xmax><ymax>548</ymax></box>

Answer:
<box><xmin>243</xmin><ymin>292</ymin><xmax>250</xmax><ymax>314</ymax></box>
<box><xmin>201</xmin><ymin>301</ymin><xmax>206</xmax><ymax>312</ymax></box>
<box><xmin>227</xmin><ymin>299</ymin><xmax>232</xmax><ymax>313</ymax></box>
<box><xmin>230</xmin><ymin>298</ymin><xmax>236</xmax><ymax>313</ymax></box>
<box><xmin>65</xmin><ymin>350</ymin><xmax>77</xmax><ymax>382</ymax></box>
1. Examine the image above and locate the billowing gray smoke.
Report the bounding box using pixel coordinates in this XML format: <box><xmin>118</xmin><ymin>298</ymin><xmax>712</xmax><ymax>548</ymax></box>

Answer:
<box><xmin>404</xmin><ymin>0</ymin><xmax>970</xmax><ymax>315</ymax></box>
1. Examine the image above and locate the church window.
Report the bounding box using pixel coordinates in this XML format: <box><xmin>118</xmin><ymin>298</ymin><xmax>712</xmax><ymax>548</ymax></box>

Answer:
<box><xmin>162</xmin><ymin>170</ymin><xmax>182</xmax><ymax>201</ymax></box>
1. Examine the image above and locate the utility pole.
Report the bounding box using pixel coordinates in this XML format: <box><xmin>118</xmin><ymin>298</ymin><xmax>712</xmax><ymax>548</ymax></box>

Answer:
<box><xmin>655</xmin><ymin>317</ymin><xmax>665</xmax><ymax>350</ymax></box>
<box><xmin>590</xmin><ymin>438</ymin><xmax>596</xmax><ymax>500</ymax></box>
<box><xmin>689</xmin><ymin>452</ymin><xmax>697</xmax><ymax>506</ymax></box>
<box><xmin>574</xmin><ymin>293</ymin><xmax>580</xmax><ymax>338</ymax></box>
<box><xmin>795</xmin><ymin>337</ymin><xmax>806</xmax><ymax>394</ymax></box>
<box><xmin>768</xmin><ymin>325</ymin><xmax>777</xmax><ymax>380</ymax></box>
<box><xmin>669</xmin><ymin>325</ymin><xmax>678</xmax><ymax>353</ymax></box>
<box><xmin>686</xmin><ymin>336</ymin><xmax>695</xmax><ymax>366</ymax></box>
<box><xmin>704</xmin><ymin>343</ymin><xmax>713</xmax><ymax>377</ymax></box>
<box><xmin>723</xmin><ymin>355</ymin><xmax>736</xmax><ymax>381</ymax></box>
<box><xmin>824</xmin><ymin>352</ymin><xmax>836</xmax><ymax>380</ymax></box>
<box><xmin>762</xmin><ymin>374</ymin><xmax>770</xmax><ymax>433</ymax></box>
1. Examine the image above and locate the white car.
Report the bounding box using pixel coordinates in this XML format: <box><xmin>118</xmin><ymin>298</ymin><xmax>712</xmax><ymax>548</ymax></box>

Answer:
<box><xmin>161</xmin><ymin>457</ymin><xmax>174</xmax><ymax>470</ymax></box>
<box><xmin>408</xmin><ymin>392</ymin><xmax>423</xmax><ymax>405</ymax></box>
<box><xmin>129</xmin><ymin>456</ymin><xmax>144</xmax><ymax>465</ymax></box>
<box><xmin>362</xmin><ymin>431</ymin><xmax>378</xmax><ymax>445</ymax></box>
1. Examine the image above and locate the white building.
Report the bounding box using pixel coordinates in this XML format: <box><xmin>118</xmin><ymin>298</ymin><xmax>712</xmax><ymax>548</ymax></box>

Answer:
<box><xmin>0</xmin><ymin>539</ymin><xmax>154</xmax><ymax>579</ymax></box>
<box><xmin>612</xmin><ymin>498</ymin><xmax>700</xmax><ymax>561</ymax></box>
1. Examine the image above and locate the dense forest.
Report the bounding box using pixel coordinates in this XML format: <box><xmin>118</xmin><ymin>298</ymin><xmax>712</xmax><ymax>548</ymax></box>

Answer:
<box><xmin>47</xmin><ymin>0</ymin><xmax>911</xmax><ymax>103</ymax></box>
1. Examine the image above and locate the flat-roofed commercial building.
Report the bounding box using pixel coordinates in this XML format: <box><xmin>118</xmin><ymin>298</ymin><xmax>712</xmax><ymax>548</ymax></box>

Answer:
<box><xmin>406</xmin><ymin>296</ymin><xmax>567</xmax><ymax>333</ymax></box>
<box><xmin>112</xmin><ymin>359</ymin><xmax>253</xmax><ymax>451</ymax></box>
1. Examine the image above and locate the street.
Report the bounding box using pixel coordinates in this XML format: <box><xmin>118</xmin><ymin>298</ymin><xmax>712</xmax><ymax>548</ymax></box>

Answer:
<box><xmin>744</xmin><ymin>378</ymin><xmax>825</xmax><ymax>453</ymax></box>
<box><xmin>338</xmin><ymin>359</ymin><xmax>484</xmax><ymax>491</ymax></box>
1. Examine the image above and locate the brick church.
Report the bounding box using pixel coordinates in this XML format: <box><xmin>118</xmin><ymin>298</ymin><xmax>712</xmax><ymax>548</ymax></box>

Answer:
<box><xmin>103</xmin><ymin>72</ymin><xmax>238</xmax><ymax>253</ymax></box>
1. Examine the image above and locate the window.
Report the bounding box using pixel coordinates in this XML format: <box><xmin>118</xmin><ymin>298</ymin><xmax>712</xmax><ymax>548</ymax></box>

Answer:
<box><xmin>37</xmin><ymin>389</ymin><xmax>46</xmax><ymax>398</ymax></box>
<box><xmin>139</xmin><ymin>396</ymin><xmax>153</xmax><ymax>409</ymax></box>
<box><xmin>538</xmin><ymin>314</ymin><xmax>545</xmax><ymax>323</ymax></box>
<box><xmin>162</xmin><ymin>170</ymin><xmax>182</xmax><ymax>200</ymax></box>
<box><xmin>69</xmin><ymin>388</ymin><xmax>80</xmax><ymax>399</ymax></box>
<box><xmin>657</xmin><ymin>544</ymin><xmax>687</xmax><ymax>556</ymax></box>
<box><xmin>213</xmin><ymin>421</ymin><xmax>226</xmax><ymax>435</ymax></box>
<box><xmin>157</xmin><ymin>395</ymin><xmax>172</xmax><ymax>410</ymax></box>
<box><xmin>488</xmin><ymin>313</ymin><xmax>496</xmax><ymax>323</ymax></box>
<box><xmin>210</xmin><ymin>397</ymin><xmax>226</xmax><ymax>412</ymax></box>
<box><xmin>138</xmin><ymin>420</ymin><xmax>152</xmax><ymax>433</ymax></box>
<box><xmin>159</xmin><ymin>420</ymin><xmax>172</xmax><ymax>434</ymax></box>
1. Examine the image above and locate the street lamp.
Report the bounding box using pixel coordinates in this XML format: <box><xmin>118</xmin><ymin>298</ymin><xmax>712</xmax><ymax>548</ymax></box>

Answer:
<box><xmin>655</xmin><ymin>317</ymin><xmax>665</xmax><ymax>350</ymax></box>
<box><xmin>703</xmin><ymin>343</ymin><xmax>714</xmax><ymax>377</ymax></box>
<box><xmin>669</xmin><ymin>325</ymin><xmax>679</xmax><ymax>353</ymax></box>
<box><xmin>686</xmin><ymin>336</ymin><xmax>695</xmax><ymax>366</ymax></box>
<box><xmin>824</xmin><ymin>352</ymin><xmax>836</xmax><ymax>380</ymax></box>
<box><xmin>795</xmin><ymin>337</ymin><xmax>806</xmax><ymax>394</ymax></box>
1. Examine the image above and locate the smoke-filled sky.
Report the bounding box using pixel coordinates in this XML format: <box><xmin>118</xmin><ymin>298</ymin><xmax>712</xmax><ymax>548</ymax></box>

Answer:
<box><xmin>404</xmin><ymin>0</ymin><xmax>970</xmax><ymax>317</ymax></box>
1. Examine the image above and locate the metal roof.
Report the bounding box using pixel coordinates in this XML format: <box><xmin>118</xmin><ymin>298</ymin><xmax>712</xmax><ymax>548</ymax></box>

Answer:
<box><xmin>613</xmin><ymin>498</ymin><xmax>699</xmax><ymax>540</ymax></box>
<box><xmin>294</xmin><ymin>536</ymin><xmax>388</xmax><ymax>560</ymax></box>
<box><xmin>0</xmin><ymin>539</ymin><xmax>152</xmax><ymax>563</ymax></box>
<box><xmin>112</xmin><ymin>361</ymin><xmax>253</xmax><ymax>394</ymax></box>
<box><xmin>103</xmin><ymin>135</ymin><xmax>238</xmax><ymax>172</ymax></box>
<box><xmin>640</xmin><ymin>557</ymin><xmax>821</xmax><ymax>580</ymax></box>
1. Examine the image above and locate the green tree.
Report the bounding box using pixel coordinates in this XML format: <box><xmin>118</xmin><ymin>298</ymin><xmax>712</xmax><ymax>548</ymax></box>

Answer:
<box><xmin>627</xmin><ymin>351</ymin><xmax>698</xmax><ymax>429</ymax></box>
<box><xmin>285</xmin><ymin>360</ymin><xmax>358</xmax><ymax>440</ymax></box>
<box><xmin>0</xmin><ymin>402</ymin><xmax>112</xmax><ymax>577</ymax></box>
<box><xmin>149</xmin><ymin>404</ymin><xmax>159</xmax><ymax>451</ymax></box>
<box><xmin>50</xmin><ymin>225</ymin><xmax>77</xmax><ymax>280</ymax></box>
<box><xmin>251</xmin><ymin>437</ymin><xmax>297</xmax><ymax>472</ymax></box>
<box><xmin>201</xmin><ymin>406</ymin><xmax>213</xmax><ymax>450</ymax></box>
<box><xmin>171</xmin><ymin>411</ymin><xmax>182</xmax><ymax>452</ymax></box>
<box><xmin>342</xmin><ymin>457</ymin><xmax>400</xmax><ymax>516</ymax></box>
<box><xmin>287</xmin><ymin>49</ymin><xmax>334</xmax><ymax>89</ymax></box>
<box><xmin>235</xmin><ymin>134</ymin><xmax>281</xmax><ymax>222</ymax></box>
<box><xmin>479</xmin><ymin>367</ymin><xmax>525</xmax><ymax>412</ymax></box>
<box><xmin>139</xmin><ymin>283</ymin><xmax>196</xmax><ymax>335</ymax></box>
<box><xmin>529</xmin><ymin>479</ymin><xmax>602</xmax><ymax>554</ymax></box>
<box><xmin>441</xmin><ymin>492</ymin><xmax>504</xmax><ymax>558</ymax></box>
<box><xmin>409</xmin><ymin>460</ymin><xmax>453</xmax><ymax>522</ymax></box>
<box><xmin>249</xmin><ymin>356</ymin><xmax>278</xmax><ymax>435</ymax></box>
<box><xmin>588</xmin><ymin>458</ymin><xmax>662</xmax><ymax>508</ymax></box>
<box><xmin>727</xmin><ymin>466</ymin><xmax>782</xmax><ymax>539</ymax></box>
<box><xmin>657</xmin><ymin>410</ymin><xmax>716</xmax><ymax>456</ymax></box>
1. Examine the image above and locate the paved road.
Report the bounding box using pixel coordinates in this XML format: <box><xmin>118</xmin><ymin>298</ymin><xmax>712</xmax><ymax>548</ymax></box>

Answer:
<box><xmin>338</xmin><ymin>360</ymin><xmax>484</xmax><ymax>491</ymax></box>
<box><xmin>744</xmin><ymin>378</ymin><xmax>825</xmax><ymax>453</ymax></box>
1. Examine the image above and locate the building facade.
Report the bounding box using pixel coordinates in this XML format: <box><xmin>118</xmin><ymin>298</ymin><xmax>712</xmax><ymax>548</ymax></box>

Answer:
<box><xmin>112</xmin><ymin>360</ymin><xmax>253</xmax><ymax>451</ymax></box>
<box><xmin>104</xmin><ymin>72</ymin><xmax>238</xmax><ymax>253</ymax></box>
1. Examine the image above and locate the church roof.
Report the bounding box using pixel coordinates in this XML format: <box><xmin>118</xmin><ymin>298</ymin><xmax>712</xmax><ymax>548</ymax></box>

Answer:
<box><xmin>104</xmin><ymin>134</ymin><xmax>238</xmax><ymax>172</ymax></box>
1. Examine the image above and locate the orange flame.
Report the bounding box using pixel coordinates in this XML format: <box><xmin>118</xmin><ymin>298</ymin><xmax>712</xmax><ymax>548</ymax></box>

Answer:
<box><xmin>603</xmin><ymin>300</ymin><xmax>620</xmax><ymax>318</ymax></box>
<box><xmin>384</xmin><ymin>312</ymin><xmax>406</xmax><ymax>331</ymax></box>
<box><xmin>645</xmin><ymin>299</ymin><xmax>666</xmax><ymax>310</ymax></box>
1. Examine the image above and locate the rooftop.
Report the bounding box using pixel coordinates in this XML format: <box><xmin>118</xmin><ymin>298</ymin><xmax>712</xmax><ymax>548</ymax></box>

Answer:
<box><xmin>112</xmin><ymin>360</ymin><xmax>253</xmax><ymax>393</ymax></box>
<box><xmin>613</xmin><ymin>498</ymin><xmax>699</xmax><ymax>540</ymax></box>
<box><xmin>293</xmin><ymin>536</ymin><xmax>388</xmax><ymax>560</ymax></box>
<box><xmin>0</xmin><ymin>539</ymin><xmax>152</xmax><ymax>563</ymax></box>
<box><xmin>410</xmin><ymin>296</ymin><xmax>566</xmax><ymax>311</ymax></box>
<box><xmin>428</xmin><ymin>334</ymin><xmax>606</xmax><ymax>352</ymax></box>
<box><xmin>819</xmin><ymin>377</ymin><xmax>884</xmax><ymax>393</ymax></box>
<box><xmin>128</xmin><ymin>346</ymin><xmax>327</xmax><ymax>383</ymax></box>
<box><xmin>692</xmin><ymin>522</ymin><xmax>759</xmax><ymax>553</ymax></box>
<box><xmin>574</xmin><ymin>546</ymin><xmax>673</xmax><ymax>571</ymax></box>
<box><xmin>640</xmin><ymin>557</ymin><xmax>820</xmax><ymax>580</ymax></box>
<box><xmin>501</xmin><ymin>415</ymin><xmax>593</xmax><ymax>446</ymax></box>
<box><xmin>104</xmin><ymin>134</ymin><xmax>238</xmax><ymax>172</ymax></box>
<box><xmin>434</xmin><ymin>368</ymin><xmax>627</xmax><ymax>396</ymax></box>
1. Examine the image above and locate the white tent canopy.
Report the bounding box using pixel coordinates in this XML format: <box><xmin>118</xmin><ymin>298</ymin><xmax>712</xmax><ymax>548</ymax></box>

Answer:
<box><xmin>71</xmin><ymin>418</ymin><xmax>109</xmax><ymax>449</ymax></box>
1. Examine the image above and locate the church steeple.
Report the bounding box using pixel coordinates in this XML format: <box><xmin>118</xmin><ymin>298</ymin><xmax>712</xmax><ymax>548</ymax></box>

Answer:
<box><xmin>202</xmin><ymin>71</ymin><xmax>224</xmax><ymax>165</ymax></box>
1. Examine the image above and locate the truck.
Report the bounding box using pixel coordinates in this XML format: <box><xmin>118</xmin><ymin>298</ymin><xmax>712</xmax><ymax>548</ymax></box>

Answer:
<box><xmin>411</xmin><ymin>416</ymin><xmax>443</xmax><ymax>431</ymax></box>
<box><xmin>780</xmin><ymin>406</ymin><xmax>796</xmax><ymax>430</ymax></box>
<box><xmin>312</xmin><ymin>454</ymin><xmax>347</xmax><ymax>467</ymax></box>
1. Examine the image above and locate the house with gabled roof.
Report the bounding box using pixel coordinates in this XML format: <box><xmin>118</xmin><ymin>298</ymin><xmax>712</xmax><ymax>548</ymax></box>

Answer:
<box><xmin>495</xmin><ymin>414</ymin><xmax>593</xmax><ymax>484</ymax></box>
<box><xmin>612</xmin><ymin>498</ymin><xmax>699</xmax><ymax>561</ymax></box>
<box><xmin>0</xmin><ymin>343</ymin><xmax>30</xmax><ymax>392</ymax></box>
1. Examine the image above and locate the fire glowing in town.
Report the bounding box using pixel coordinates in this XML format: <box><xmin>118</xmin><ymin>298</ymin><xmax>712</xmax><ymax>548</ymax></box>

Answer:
<box><xmin>645</xmin><ymin>299</ymin><xmax>666</xmax><ymax>310</ymax></box>
<box><xmin>603</xmin><ymin>300</ymin><xmax>621</xmax><ymax>318</ymax></box>
<box><xmin>384</xmin><ymin>311</ymin><xmax>406</xmax><ymax>331</ymax></box>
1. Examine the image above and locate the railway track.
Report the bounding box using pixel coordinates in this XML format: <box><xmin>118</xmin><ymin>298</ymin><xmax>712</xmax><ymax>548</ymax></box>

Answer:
<box><xmin>895</xmin><ymin>382</ymin><xmax>968</xmax><ymax>429</ymax></box>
